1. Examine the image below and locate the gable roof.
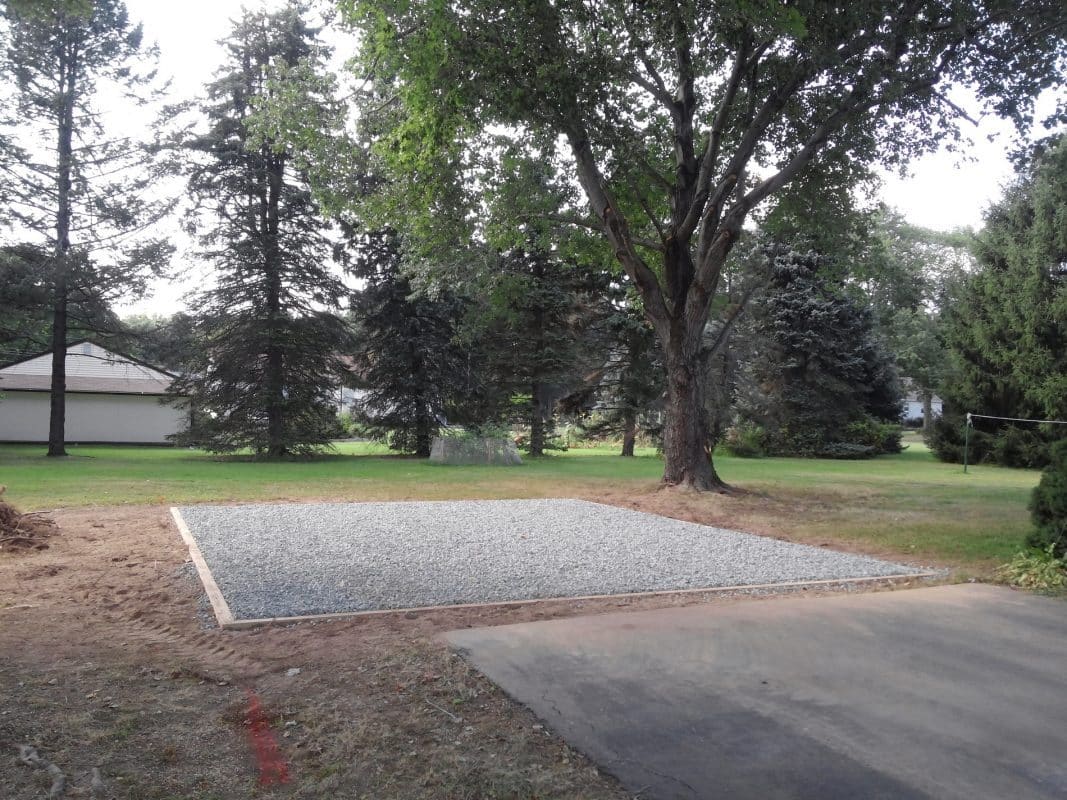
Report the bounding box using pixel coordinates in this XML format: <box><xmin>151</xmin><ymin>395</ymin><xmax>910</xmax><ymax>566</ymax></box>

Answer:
<box><xmin>0</xmin><ymin>340</ymin><xmax>182</xmax><ymax>396</ymax></box>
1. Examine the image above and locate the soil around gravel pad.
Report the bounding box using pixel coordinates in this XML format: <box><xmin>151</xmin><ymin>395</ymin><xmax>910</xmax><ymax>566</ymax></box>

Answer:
<box><xmin>0</xmin><ymin>501</ymin><xmax>942</xmax><ymax>799</ymax></box>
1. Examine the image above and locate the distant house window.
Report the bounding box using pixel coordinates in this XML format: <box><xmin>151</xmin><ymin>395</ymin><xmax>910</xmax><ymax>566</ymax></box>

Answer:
<box><xmin>81</xmin><ymin>342</ymin><xmax>92</xmax><ymax>354</ymax></box>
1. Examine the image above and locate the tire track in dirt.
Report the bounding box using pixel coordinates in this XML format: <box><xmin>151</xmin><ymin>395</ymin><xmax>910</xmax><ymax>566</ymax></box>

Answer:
<box><xmin>106</xmin><ymin>613</ymin><xmax>270</xmax><ymax>682</ymax></box>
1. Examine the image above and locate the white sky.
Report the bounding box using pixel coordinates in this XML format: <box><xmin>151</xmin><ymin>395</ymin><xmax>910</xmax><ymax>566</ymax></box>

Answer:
<box><xmin>112</xmin><ymin>0</ymin><xmax>1058</xmax><ymax>315</ymax></box>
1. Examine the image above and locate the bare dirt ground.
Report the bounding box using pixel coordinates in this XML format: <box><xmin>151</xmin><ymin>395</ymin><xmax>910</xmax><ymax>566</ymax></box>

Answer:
<box><xmin>0</xmin><ymin>501</ymin><xmax>936</xmax><ymax>799</ymax></box>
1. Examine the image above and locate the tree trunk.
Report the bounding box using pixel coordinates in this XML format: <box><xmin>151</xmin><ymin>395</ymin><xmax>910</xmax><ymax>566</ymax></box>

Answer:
<box><xmin>414</xmin><ymin>386</ymin><xmax>432</xmax><ymax>458</ymax></box>
<box><xmin>47</xmin><ymin>278</ymin><xmax>68</xmax><ymax>457</ymax></box>
<box><xmin>660</xmin><ymin>334</ymin><xmax>730</xmax><ymax>491</ymax></box>
<box><xmin>921</xmin><ymin>391</ymin><xmax>934</xmax><ymax>436</ymax></box>
<box><xmin>529</xmin><ymin>382</ymin><xmax>544</xmax><ymax>457</ymax></box>
<box><xmin>264</xmin><ymin>153</ymin><xmax>286</xmax><ymax>458</ymax></box>
<box><xmin>47</xmin><ymin>41</ymin><xmax>75</xmax><ymax>458</ymax></box>
<box><xmin>620</xmin><ymin>410</ymin><xmax>636</xmax><ymax>457</ymax></box>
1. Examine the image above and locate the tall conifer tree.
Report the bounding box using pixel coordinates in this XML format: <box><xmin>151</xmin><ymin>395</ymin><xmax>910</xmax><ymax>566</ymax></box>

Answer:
<box><xmin>929</xmin><ymin>136</ymin><xmax>1067</xmax><ymax>467</ymax></box>
<box><xmin>175</xmin><ymin>4</ymin><xmax>350</xmax><ymax>456</ymax></box>
<box><xmin>0</xmin><ymin>0</ymin><xmax>173</xmax><ymax>455</ymax></box>
<box><xmin>346</xmin><ymin>229</ymin><xmax>482</xmax><ymax>456</ymax></box>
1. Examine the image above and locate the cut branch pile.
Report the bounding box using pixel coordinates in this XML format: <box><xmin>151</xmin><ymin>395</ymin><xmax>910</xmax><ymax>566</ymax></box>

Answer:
<box><xmin>0</xmin><ymin>487</ymin><xmax>57</xmax><ymax>551</ymax></box>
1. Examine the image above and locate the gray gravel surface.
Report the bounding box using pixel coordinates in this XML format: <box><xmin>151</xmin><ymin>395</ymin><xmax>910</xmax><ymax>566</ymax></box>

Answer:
<box><xmin>176</xmin><ymin>499</ymin><xmax>932</xmax><ymax>620</ymax></box>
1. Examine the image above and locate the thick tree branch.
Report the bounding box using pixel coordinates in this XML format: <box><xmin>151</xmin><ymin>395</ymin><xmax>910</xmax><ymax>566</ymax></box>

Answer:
<box><xmin>693</xmin><ymin>64</ymin><xmax>811</xmax><ymax>268</ymax></box>
<box><xmin>621</xmin><ymin>11</ymin><xmax>674</xmax><ymax>112</ymax></box>
<box><xmin>537</xmin><ymin>211</ymin><xmax>666</xmax><ymax>252</ymax></box>
<box><xmin>677</xmin><ymin>38</ymin><xmax>757</xmax><ymax>242</ymax></box>
<box><xmin>565</xmin><ymin>128</ymin><xmax>670</xmax><ymax>332</ymax></box>
<box><xmin>628</xmin><ymin>69</ymin><xmax>674</xmax><ymax>110</ymax></box>
<box><xmin>705</xmin><ymin>279</ymin><xmax>760</xmax><ymax>361</ymax></box>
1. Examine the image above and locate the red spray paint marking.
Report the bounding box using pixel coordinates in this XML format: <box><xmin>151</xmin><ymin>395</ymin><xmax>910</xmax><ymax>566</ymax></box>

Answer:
<box><xmin>244</xmin><ymin>689</ymin><xmax>290</xmax><ymax>786</ymax></box>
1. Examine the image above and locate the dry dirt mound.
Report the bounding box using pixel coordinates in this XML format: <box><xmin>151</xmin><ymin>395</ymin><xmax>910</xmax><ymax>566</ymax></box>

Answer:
<box><xmin>0</xmin><ymin>487</ymin><xmax>57</xmax><ymax>552</ymax></box>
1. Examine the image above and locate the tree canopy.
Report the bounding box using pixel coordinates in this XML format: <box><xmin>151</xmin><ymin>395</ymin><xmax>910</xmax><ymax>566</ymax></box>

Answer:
<box><xmin>342</xmin><ymin>0</ymin><xmax>1066</xmax><ymax>489</ymax></box>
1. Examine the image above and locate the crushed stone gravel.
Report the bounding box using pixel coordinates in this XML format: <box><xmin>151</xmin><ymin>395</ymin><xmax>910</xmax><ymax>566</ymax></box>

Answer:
<box><xmin>175</xmin><ymin>499</ymin><xmax>935</xmax><ymax>620</ymax></box>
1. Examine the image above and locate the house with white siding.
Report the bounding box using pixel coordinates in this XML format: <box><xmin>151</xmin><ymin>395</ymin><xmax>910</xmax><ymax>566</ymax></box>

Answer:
<box><xmin>0</xmin><ymin>341</ymin><xmax>189</xmax><ymax>444</ymax></box>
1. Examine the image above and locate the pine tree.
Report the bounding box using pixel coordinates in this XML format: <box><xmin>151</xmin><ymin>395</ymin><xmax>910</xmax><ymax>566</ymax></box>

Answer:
<box><xmin>735</xmin><ymin>250</ymin><xmax>903</xmax><ymax>457</ymax></box>
<box><xmin>346</xmin><ymin>229</ymin><xmax>484</xmax><ymax>456</ymax></box>
<box><xmin>929</xmin><ymin>136</ymin><xmax>1067</xmax><ymax>467</ymax></box>
<box><xmin>475</xmin><ymin>245</ymin><xmax>611</xmax><ymax>457</ymax></box>
<box><xmin>0</xmin><ymin>0</ymin><xmax>173</xmax><ymax>455</ymax></box>
<box><xmin>173</xmin><ymin>4</ymin><xmax>350</xmax><ymax>457</ymax></box>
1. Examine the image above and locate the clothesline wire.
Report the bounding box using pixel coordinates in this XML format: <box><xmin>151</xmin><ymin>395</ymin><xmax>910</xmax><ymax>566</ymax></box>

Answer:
<box><xmin>966</xmin><ymin>412</ymin><xmax>1067</xmax><ymax>425</ymax></box>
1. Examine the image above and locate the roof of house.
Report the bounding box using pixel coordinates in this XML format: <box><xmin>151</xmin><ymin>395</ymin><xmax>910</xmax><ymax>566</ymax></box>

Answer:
<box><xmin>0</xmin><ymin>340</ymin><xmax>184</xmax><ymax>397</ymax></box>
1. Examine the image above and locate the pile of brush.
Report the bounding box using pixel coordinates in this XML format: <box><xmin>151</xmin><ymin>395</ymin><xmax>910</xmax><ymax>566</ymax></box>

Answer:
<box><xmin>0</xmin><ymin>486</ymin><xmax>56</xmax><ymax>551</ymax></box>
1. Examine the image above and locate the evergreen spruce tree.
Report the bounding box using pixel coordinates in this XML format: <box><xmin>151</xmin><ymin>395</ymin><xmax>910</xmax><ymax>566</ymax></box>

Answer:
<box><xmin>0</xmin><ymin>0</ymin><xmax>173</xmax><ymax>455</ymax></box>
<box><xmin>174</xmin><ymin>4</ymin><xmax>350</xmax><ymax>457</ymax></box>
<box><xmin>347</xmin><ymin>229</ymin><xmax>484</xmax><ymax>456</ymax></box>
<box><xmin>929</xmin><ymin>136</ymin><xmax>1067</xmax><ymax>467</ymax></box>
<box><xmin>735</xmin><ymin>250</ymin><xmax>902</xmax><ymax>457</ymax></box>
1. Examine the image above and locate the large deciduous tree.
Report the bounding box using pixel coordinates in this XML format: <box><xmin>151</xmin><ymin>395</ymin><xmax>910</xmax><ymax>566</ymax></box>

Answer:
<box><xmin>0</xmin><ymin>0</ymin><xmax>173</xmax><ymax>455</ymax></box>
<box><xmin>175</xmin><ymin>4</ymin><xmax>351</xmax><ymax>457</ymax></box>
<box><xmin>344</xmin><ymin>0</ymin><xmax>1065</xmax><ymax>490</ymax></box>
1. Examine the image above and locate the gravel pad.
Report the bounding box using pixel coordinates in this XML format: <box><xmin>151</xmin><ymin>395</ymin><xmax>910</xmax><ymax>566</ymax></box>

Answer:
<box><xmin>176</xmin><ymin>499</ymin><xmax>927</xmax><ymax>620</ymax></box>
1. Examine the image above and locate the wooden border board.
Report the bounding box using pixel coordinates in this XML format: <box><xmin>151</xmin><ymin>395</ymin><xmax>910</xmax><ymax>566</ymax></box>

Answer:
<box><xmin>170</xmin><ymin>506</ymin><xmax>235</xmax><ymax>628</ymax></box>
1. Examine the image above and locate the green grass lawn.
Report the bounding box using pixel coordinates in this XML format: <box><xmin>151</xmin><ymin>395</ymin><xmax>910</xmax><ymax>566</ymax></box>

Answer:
<box><xmin>0</xmin><ymin>435</ymin><xmax>1041</xmax><ymax>573</ymax></box>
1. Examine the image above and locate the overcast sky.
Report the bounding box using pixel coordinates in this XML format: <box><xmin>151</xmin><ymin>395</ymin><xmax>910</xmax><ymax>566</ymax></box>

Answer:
<box><xmin>117</xmin><ymin>0</ymin><xmax>1059</xmax><ymax>315</ymax></box>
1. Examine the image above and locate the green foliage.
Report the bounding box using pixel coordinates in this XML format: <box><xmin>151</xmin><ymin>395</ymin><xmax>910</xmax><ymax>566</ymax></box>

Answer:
<box><xmin>469</xmin><ymin>244</ymin><xmax>613</xmax><ymax>457</ymax></box>
<box><xmin>996</xmin><ymin>545</ymin><xmax>1067</xmax><ymax>591</ymax></box>
<box><xmin>843</xmin><ymin>419</ymin><xmax>904</xmax><ymax>455</ymax></box>
<box><xmin>565</xmin><ymin>295</ymin><xmax>664</xmax><ymax>455</ymax></box>
<box><xmin>735</xmin><ymin>250</ymin><xmax>903</xmax><ymax>458</ymax></box>
<box><xmin>173</xmin><ymin>4</ymin><xmax>350</xmax><ymax>458</ymax></box>
<box><xmin>930</xmin><ymin>136</ymin><xmax>1067</xmax><ymax>467</ymax></box>
<box><xmin>0</xmin><ymin>244</ymin><xmax>55</xmax><ymax>355</ymax></box>
<box><xmin>723</xmin><ymin>423</ymin><xmax>766</xmax><ymax>458</ymax></box>
<box><xmin>335</xmin><ymin>411</ymin><xmax>364</xmax><ymax>439</ymax></box>
<box><xmin>118</xmin><ymin>313</ymin><xmax>199</xmax><ymax>374</ymax></box>
<box><xmin>346</xmin><ymin>229</ymin><xmax>486</xmax><ymax>457</ymax></box>
<box><xmin>1027</xmin><ymin>440</ymin><xmax>1067</xmax><ymax>557</ymax></box>
<box><xmin>338</xmin><ymin>0</ymin><xmax>1065</xmax><ymax>489</ymax></box>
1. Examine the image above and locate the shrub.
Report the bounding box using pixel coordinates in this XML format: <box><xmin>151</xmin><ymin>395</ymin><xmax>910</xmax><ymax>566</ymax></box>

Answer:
<box><xmin>927</xmin><ymin>414</ymin><xmax>1059</xmax><ymax>468</ymax></box>
<box><xmin>335</xmin><ymin>411</ymin><xmax>367</xmax><ymax>439</ymax></box>
<box><xmin>817</xmin><ymin>442</ymin><xmax>876</xmax><ymax>459</ymax></box>
<box><xmin>843</xmin><ymin>418</ymin><xmax>903</xmax><ymax>455</ymax></box>
<box><xmin>1027</xmin><ymin>440</ymin><xmax>1067</xmax><ymax>557</ymax></box>
<box><xmin>723</xmin><ymin>424</ymin><xmax>766</xmax><ymax>457</ymax></box>
<box><xmin>997</xmin><ymin>544</ymin><xmax>1067</xmax><ymax>591</ymax></box>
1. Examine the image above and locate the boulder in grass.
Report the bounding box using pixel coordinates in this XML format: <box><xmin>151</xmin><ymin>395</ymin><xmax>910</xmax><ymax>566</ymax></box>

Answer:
<box><xmin>429</xmin><ymin>436</ymin><xmax>523</xmax><ymax>466</ymax></box>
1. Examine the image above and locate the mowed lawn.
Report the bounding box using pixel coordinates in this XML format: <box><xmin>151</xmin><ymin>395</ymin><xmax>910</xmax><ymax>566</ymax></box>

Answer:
<box><xmin>0</xmin><ymin>435</ymin><xmax>1041</xmax><ymax>574</ymax></box>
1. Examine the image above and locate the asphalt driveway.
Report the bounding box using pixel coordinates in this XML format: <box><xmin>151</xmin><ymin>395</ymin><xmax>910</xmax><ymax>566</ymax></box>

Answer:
<box><xmin>444</xmin><ymin>585</ymin><xmax>1067</xmax><ymax>799</ymax></box>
